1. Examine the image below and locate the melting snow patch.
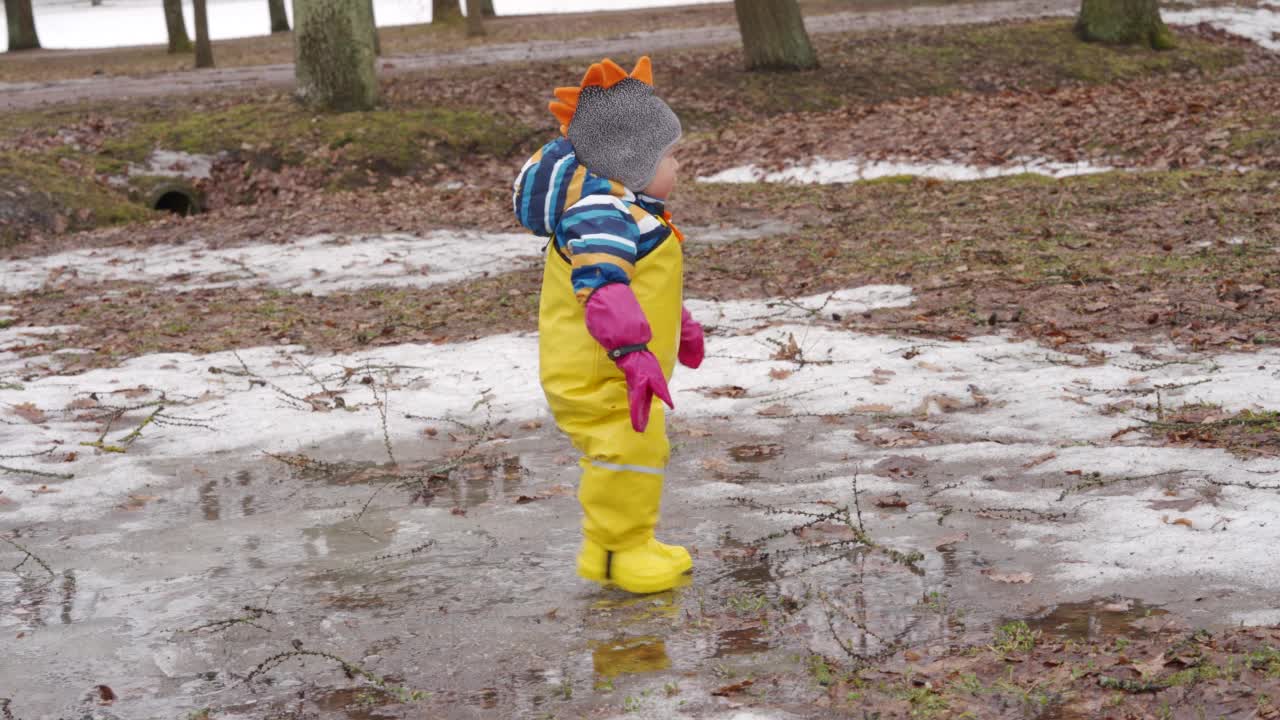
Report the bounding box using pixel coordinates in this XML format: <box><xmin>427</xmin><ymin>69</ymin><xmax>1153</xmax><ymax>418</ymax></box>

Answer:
<box><xmin>1166</xmin><ymin>5</ymin><xmax>1280</xmax><ymax>50</ymax></box>
<box><xmin>0</xmin><ymin>230</ymin><xmax>544</xmax><ymax>295</ymax></box>
<box><xmin>4</xmin><ymin>285</ymin><xmax>1280</xmax><ymax>603</ymax></box>
<box><xmin>685</xmin><ymin>286</ymin><xmax>915</xmax><ymax>332</ymax></box>
<box><xmin>698</xmin><ymin>157</ymin><xmax>1114</xmax><ymax>185</ymax></box>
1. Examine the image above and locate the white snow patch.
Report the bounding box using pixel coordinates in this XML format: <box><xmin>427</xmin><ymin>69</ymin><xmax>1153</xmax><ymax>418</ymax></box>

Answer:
<box><xmin>0</xmin><ymin>333</ymin><xmax>545</xmax><ymax>522</ymax></box>
<box><xmin>699</xmin><ymin>157</ymin><xmax>1114</xmax><ymax>185</ymax></box>
<box><xmin>685</xmin><ymin>286</ymin><xmax>915</xmax><ymax>332</ymax></box>
<box><xmin>1166</xmin><ymin>5</ymin><xmax>1280</xmax><ymax>50</ymax></box>
<box><xmin>0</xmin><ymin>230</ymin><xmax>543</xmax><ymax>295</ymax></box>
<box><xmin>679</xmin><ymin>321</ymin><xmax>1280</xmax><ymax>444</ymax></box>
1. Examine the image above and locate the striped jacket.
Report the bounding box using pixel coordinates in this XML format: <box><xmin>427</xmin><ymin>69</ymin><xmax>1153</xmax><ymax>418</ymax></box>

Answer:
<box><xmin>514</xmin><ymin>138</ymin><xmax>675</xmax><ymax>302</ymax></box>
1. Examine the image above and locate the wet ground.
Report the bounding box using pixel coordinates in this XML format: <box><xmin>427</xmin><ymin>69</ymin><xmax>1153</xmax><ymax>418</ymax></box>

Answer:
<box><xmin>4</xmin><ymin>351</ymin><xmax>1279</xmax><ymax>720</ymax></box>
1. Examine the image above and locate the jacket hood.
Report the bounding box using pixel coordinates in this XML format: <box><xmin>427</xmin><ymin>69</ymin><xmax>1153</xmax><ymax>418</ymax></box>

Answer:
<box><xmin>513</xmin><ymin>137</ymin><xmax>635</xmax><ymax>238</ymax></box>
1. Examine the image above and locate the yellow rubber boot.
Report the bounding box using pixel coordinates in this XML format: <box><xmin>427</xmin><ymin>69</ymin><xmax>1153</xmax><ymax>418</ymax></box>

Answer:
<box><xmin>651</xmin><ymin>538</ymin><xmax>692</xmax><ymax>567</ymax></box>
<box><xmin>575</xmin><ymin>439</ymin><xmax>692</xmax><ymax>593</ymax></box>
<box><xmin>576</xmin><ymin>537</ymin><xmax>692</xmax><ymax>594</ymax></box>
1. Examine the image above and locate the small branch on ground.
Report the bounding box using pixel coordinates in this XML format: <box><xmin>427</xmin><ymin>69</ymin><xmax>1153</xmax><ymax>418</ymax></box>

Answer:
<box><xmin>732</xmin><ymin>492</ymin><xmax>924</xmax><ymax>575</ymax></box>
<box><xmin>373</xmin><ymin>384</ymin><xmax>396</xmax><ymax>468</ymax></box>
<box><xmin>190</xmin><ymin>604</ymin><xmax>276</xmax><ymax>634</ymax></box>
<box><xmin>0</xmin><ymin>446</ymin><xmax>58</xmax><ymax>460</ymax></box>
<box><xmin>0</xmin><ymin>463</ymin><xmax>73</xmax><ymax>480</ymax></box>
<box><xmin>2</xmin><ymin>535</ymin><xmax>56</xmax><ymax>584</ymax></box>
<box><xmin>244</xmin><ymin>645</ymin><xmax>430</xmax><ymax>702</ymax></box>
<box><xmin>1207</xmin><ymin>477</ymin><xmax>1280</xmax><ymax>491</ymax></box>
<box><xmin>1057</xmin><ymin>470</ymin><xmax>1186</xmax><ymax>501</ymax></box>
<box><xmin>373</xmin><ymin>540</ymin><xmax>434</xmax><ymax>562</ymax></box>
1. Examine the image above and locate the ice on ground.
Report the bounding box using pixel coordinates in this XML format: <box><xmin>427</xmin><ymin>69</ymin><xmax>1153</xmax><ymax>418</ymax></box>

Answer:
<box><xmin>698</xmin><ymin>157</ymin><xmax>1115</xmax><ymax>185</ymax></box>
<box><xmin>0</xmin><ymin>230</ymin><xmax>543</xmax><ymax>295</ymax></box>
<box><xmin>1166</xmin><ymin>5</ymin><xmax>1280</xmax><ymax>50</ymax></box>
<box><xmin>4</xmin><ymin>0</ymin><xmax>729</xmax><ymax>52</ymax></box>
<box><xmin>3</xmin><ymin>284</ymin><xmax>1279</xmax><ymax>622</ymax></box>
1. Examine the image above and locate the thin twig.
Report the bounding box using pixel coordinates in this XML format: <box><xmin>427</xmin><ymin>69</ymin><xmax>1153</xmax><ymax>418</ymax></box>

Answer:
<box><xmin>0</xmin><ymin>464</ymin><xmax>73</xmax><ymax>480</ymax></box>
<box><xmin>2</xmin><ymin>535</ymin><xmax>56</xmax><ymax>582</ymax></box>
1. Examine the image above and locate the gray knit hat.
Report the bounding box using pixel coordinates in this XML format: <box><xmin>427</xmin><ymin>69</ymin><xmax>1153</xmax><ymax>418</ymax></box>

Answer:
<box><xmin>550</xmin><ymin>57</ymin><xmax>682</xmax><ymax>192</ymax></box>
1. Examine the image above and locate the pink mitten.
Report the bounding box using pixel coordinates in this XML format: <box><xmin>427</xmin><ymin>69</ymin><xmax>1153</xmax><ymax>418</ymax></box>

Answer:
<box><xmin>614</xmin><ymin>351</ymin><xmax>674</xmax><ymax>433</ymax></box>
<box><xmin>678</xmin><ymin>306</ymin><xmax>704</xmax><ymax>369</ymax></box>
<box><xmin>584</xmin><ymin>284</ymin><xmax>675</xmax><ymax>432</ymax></box>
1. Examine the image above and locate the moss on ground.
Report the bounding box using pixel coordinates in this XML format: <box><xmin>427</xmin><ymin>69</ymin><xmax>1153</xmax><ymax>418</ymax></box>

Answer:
<box><xmin>98</xmin><ymin>102</ymin><xmax>530</xmax><ymax>179</ymax></box>
<box><xmin>0</xmin><ymin>151</ymin><xmax>153</xmax><ymax>246</ymax></box>
<box><xmin>0</xmin><ymin>98</ymin><xmax>531</xmax><ymax>244</ymax></box>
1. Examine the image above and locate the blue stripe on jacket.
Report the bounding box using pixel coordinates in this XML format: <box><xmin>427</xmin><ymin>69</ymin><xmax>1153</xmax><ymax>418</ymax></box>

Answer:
<box><xmin>513</xmin><ymin>137</ymin><xmax>673</xmax><ymax>300</ymax></box>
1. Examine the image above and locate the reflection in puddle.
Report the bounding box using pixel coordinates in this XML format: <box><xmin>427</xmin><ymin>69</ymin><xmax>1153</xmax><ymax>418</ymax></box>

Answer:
<box><xmin>1022</xmin><ymin>598</ymin><xmax>1168</xmax><ymax>642</ymax></box>
<box><xmin>303</xmin><ymin>514</ymin><xmax>399</xmax><ymax>558</ymax></box>
<box><xmin>199</xmin><ymin>480</ymin><xmax>219</xmax><ymax>521</ymax></box>
<box><xmin>59</xmin><ymin>569</ymin><xmax>75</xmax><ymax>625</ymax></box>
<box><xmin>592</xmin><ymin>635</ymin><xmax>671</xmax><ymax>677</ymax></box>
<box><xmin>278</xmin><ymin>453</ymin><xmax>529</xmax><ymax>510</ymax></box>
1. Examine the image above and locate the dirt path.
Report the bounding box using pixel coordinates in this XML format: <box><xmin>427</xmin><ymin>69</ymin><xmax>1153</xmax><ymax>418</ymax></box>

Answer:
<box><xmin>0</xmin><ymin>0</ymin><xmax>1075</xmax><ymax>111</ymax></box>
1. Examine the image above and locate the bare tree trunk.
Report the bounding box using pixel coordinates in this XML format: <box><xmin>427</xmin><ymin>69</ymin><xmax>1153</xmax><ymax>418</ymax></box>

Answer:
<box><xmin>465</xmin><ymin>0</ymin><xmax>484</xmax><ymax>36</ymax></box>
<box><xmin>4</xmin><ymin>0</ymin><xmax>41</xmax><ymax>52</ymax></box>
<box><xmin>432</xmin><ymin>0</ymin><xmax>461</xmax><ymax>24</ymax></box>
<box><xmin>733</xmin><ymin>0</ymin><xmax>818</xmax><ymax>71</ymax></box>
<box><xmin>164</xmin><ymin>0</ymin><xmax>192</xmax><ymax>54</ymax></box>
<box><xmin>193</xmin><ymin>0</ymin><xmax>213</xmax><ymax>67</ymax></box>
<box><xmin>293</xmin><ymin>0</ymin><xmax>379</xmax><ymax>112</ymax></box>
<box><xmin>482</xmin><ymin>0</ymin><xmax>495</xmax><ymax>17</ymax></box>
<box><xmin>268</xmin><ymin>0</ymin><xmax>289</xmax><ymax>33</ymax></box>
<box><xmin>368</xmin><ymin>0</ymin><xmax>381</xmax><ymax>55</ymax></box>
<box><xmin>1077</xmin><ymin>0</ymin><xmax>1173</xmax><ymax>49</ymax></box>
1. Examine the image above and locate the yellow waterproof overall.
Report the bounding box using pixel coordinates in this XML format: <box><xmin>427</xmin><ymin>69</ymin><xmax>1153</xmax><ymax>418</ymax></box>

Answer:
<box><xmin>538</xmin><ymin>231</ymin><xmax>683</xmax><ymax>554</ymax></box>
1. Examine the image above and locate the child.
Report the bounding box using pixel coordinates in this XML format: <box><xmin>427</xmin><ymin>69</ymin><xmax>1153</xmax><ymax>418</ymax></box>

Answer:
<box><xmin>512</xmin><ymin>56</ymin><xmax>704</xmax><ymax>594</ymax></box>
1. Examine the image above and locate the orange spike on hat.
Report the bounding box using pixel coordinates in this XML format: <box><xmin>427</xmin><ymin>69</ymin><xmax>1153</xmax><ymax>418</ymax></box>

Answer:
<box><xmin>548</xmin><ymin>56</ymin><xmax>656</xmax><ymax>136</ymax></box>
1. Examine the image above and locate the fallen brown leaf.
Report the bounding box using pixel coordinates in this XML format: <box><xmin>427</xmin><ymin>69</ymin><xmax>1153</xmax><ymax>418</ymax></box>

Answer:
<box><xmin>703</xmin><ymin>385</ymin><xmax>747</xmax><ymax>398</ymax></box>
<box><xmin>873</xmin><ymin>493</ymin><xmax>909</xmax><ymax>509</ymax></box>
<box><xmin>9</xmin><ymin>402</ymin><xmax>46</xmax><ymax>424</ymax></box>
<box><xmin>712</xmin><ymin>679</ymin><xmax>755</xmax><ymax>696</ymax></box>
<box><xmin>981</xmin><ymin>568</ymin><xmax>1034</xmax><ymax>584</ymax></box>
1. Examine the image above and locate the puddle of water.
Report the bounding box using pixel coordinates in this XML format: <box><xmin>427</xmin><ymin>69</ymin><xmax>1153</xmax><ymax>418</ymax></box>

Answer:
<box><xmin>277</xmin><ymin>453</ymin><xmax>529</xmax><ymax>510</ymax></box>
<box><xmin>1021</xmin><ymin>598</ymin><xmax>1169</xmax><ymax>642</ymax></box>
<box><xmin>7</xmin><ymin>414</ymin><xmax>1277</xmax><ymax>719</ymax></box>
